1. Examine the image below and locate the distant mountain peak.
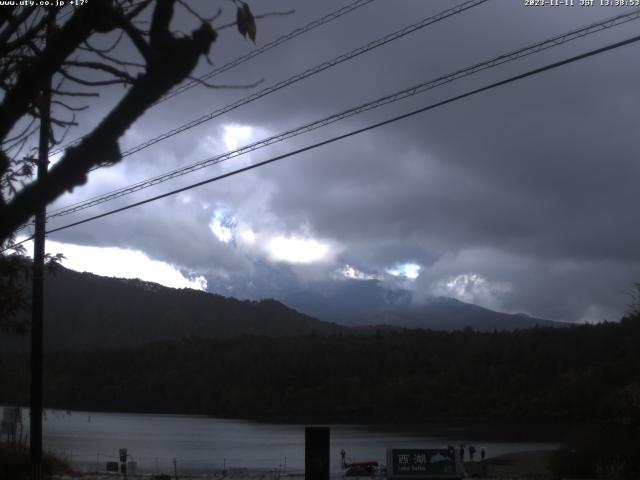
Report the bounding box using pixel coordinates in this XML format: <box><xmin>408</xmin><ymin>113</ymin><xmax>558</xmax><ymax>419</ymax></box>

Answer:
<box><xmin>264</xmin><ymin>279</ymin><xmax>565</xmax><ymax>331</ymax></box>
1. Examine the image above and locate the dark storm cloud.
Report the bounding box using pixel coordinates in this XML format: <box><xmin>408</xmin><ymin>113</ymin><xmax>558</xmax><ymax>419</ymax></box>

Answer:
<box><xmin>46</xmin><ymin>0</ymin><xmax>640</xmax><ymax>322</ymax></box>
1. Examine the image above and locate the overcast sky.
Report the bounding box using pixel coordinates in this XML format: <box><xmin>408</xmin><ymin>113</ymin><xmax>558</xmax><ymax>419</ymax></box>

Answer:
<box><xmin>23</xmin><ymin>0</ymin><xmax>640</xmax><ymax>323</ymax></box>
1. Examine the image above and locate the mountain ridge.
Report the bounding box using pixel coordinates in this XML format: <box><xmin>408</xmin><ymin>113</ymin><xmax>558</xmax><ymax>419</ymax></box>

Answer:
<box><xmin>2</xmin><ymin>265</ymin><xmax>347</xmax><ymax>351</ymax></box>
<box><xmin>2</xmin><ymin>265</ymin><xmax>565</xmax><ymax>351</ymax></box>
<box><xmin>266</xmin><ymin>278</ymin><xmax>565</xmax><ymax>331</ymax></box>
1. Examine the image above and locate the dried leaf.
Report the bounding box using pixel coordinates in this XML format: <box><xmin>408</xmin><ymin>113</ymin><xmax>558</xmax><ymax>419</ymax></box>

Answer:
<box><xmin>236</xmin><ymin>2</ymin><xmax>256</xmax><ymax>43</ymax></box>
<box><xmin>236</xmin><ymin>5</ymin><xmax>248</xmax><ymax>39</ymax></box>
<box><xmin>243</xmin><ymin>3</ymin><xmax>256</xmax><ymax>43</ymax></box>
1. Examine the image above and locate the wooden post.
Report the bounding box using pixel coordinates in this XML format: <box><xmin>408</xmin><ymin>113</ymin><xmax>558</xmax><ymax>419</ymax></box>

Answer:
<box><xmin>30</xmin><ymin>14</ymin><xmax>52</xmax><ymax>479</ymax></box>
<box><xmin>305</xmin><ymin>426</ymin><xmax>330</xmax><ymax>480</ymax></box>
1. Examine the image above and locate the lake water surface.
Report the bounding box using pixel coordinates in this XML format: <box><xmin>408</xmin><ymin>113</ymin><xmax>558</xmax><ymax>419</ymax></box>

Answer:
<box><xmin>2</xmin><ymin>407</ymin><xmax>561</xmax><ymax>475</ymax></box>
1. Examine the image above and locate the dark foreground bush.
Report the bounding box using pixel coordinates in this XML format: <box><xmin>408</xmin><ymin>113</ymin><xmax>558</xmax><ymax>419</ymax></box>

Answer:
<box><xmin>550</xmin><ymin>421</ymin><xmax>640</xmax><ymax>479</ymax></box>
<box><xmin>0</xmin><ymin>443</ymin><xmax>70</xmax><ymax>480</ymax></box>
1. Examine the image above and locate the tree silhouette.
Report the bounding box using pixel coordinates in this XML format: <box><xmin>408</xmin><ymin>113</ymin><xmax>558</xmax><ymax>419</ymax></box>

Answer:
<box><xmin>0</xmin><ymin>0</ymin><xmax>257</xmax><ymax>244</ymax></box>
<box><xmin>0</xmin><ymin>0</ymin><xmax>261</xmax><ymax>328</ymax></box>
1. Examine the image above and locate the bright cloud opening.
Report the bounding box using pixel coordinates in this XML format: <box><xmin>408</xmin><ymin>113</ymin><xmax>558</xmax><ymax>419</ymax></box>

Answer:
<box><xmin>434</xmin><ymin>273</ymin><xmax>511</xmax><ymax>307</ymax></box>
<box><xmin>339</xmin><ymin>264</ymin><xmax>380</xmax><ymax>281</ymax></box>
<box><xmin>210</xmin><ymin>219</ymin><xmax>233</xmax><ymax>243</ymax></box>
<box><xmin>22</xmin><ymin>239</ymin><xmax>207</xmax><ymax>291</ymax></box>
<box><xmin>268</xmin><ymin>236</ymin><xmax>330</xmax><ymax>264</ymax></box>
<box><xmin>209</xmin><ymin>208</ymin><xmax>236</xmax><ymax>244</ymax></box>
<box><xmin>222</xmin><ymin>124</ymin><xmax>252</xmax><ymax>151</ymax></box>
<box><xmin>387</xmin><ymin>262</ymin><xmax>422</xmax><ymax>280</ymax></box>
<box><xmin>239</xmin><ymin>228</ymin><xmax>256</xmax><ymax>244</ymax></box>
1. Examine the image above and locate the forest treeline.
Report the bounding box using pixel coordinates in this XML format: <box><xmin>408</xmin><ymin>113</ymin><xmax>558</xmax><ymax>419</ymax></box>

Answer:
<box><xmin>1</xmin><ymin>316</ymin><xmax>639</xmax><ymax>424</ymax></box>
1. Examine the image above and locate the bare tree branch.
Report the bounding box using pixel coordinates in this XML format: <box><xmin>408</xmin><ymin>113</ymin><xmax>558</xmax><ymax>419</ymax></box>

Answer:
<box><xmin>0</xmin><ymin>1</ymin><xmax>117</xmax><ymax>141</ymax></box>
<box><xmin>63</xmin><ymin>60</ymin><xmax>137</xmax><ymax>84</ymax></box>
<box><xmin>59</xmin><ymin>67</ymin><xmax>130</xmax><ymax>87</ymax></box>
<box><xmin>177</xmin><ymin>1</ymin><xmax>222</xmax><ymax>23</ymax></box>
<box><xmin>52</xmin><ymin>89</ymin><xmax>100</xmax><ymax>98</ymax></box>
<box><xmin>0</xmin><ymin>0</ymin><xmax>219</xmax><ymax>242</ymax></box>
<box><xmin>51</xmin><ymin>100</ymin><xmax>89</xmax><ymax>112</ymax></box>
<box><xmin>114</xmin><ymin>12</ymin><xmax>154</xmax><ymax>62</ymax></box>
<box><xmin>2</xmin><ymin>116</ymin><xmax>37</xmax><ymax>146</ymax></box>
<box><xmin>88</xmin><ymin>46</ymin><xmax>146</xmax><ymax>68</ymax></box>
<box><xmin>0</xmin><ymin>12</ymin><xmax>47</xmax><ymax>57</ymax></box>
<box><xmin>186</xmin><ymin>75</ymin><xmax>264</xmax><ymax>90</ymax></box>
<box><xmin>0</xmin><ymin>8</ymin><xmax>37</xmax><ymax>53</ymax></box>
<box><xmin>125</xmin><ymin>0</ymin><xmax>155</xmax><ymax>20</ymax></box>
<box><xmin>216</xmin><ymin>9</ymin><xmax>294</xmax><ymax>32</ymax></box>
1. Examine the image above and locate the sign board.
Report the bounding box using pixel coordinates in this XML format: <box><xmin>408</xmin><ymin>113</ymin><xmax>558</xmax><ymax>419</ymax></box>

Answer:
<box><xmin>386</xmin><ymin>447</ymin><xmax>463</xmax><ymax>480</ymax></box>
<box><xmin>106</xmin><ymin>461</ymin><xmax>119</xmax><ymax>472</ymax></box>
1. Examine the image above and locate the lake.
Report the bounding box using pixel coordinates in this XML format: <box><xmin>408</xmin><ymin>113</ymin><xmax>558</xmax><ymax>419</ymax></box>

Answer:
<box><xmin>2</xmin><ymin>406</ymin><xmax>561</xmax><ymax>475</ymax></box>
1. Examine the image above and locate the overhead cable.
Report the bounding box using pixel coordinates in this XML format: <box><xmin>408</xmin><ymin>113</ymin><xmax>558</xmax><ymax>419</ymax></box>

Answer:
<box><xmin>158</xmin><ymin>0</ymin><xmax>378</xmax><ymax>104</ymax></box>
<box><xmin>43</xmin><ymin>7</ymin><xmax>640</xmax><ymax>221</ymax></box>
<box><xmin>49</xmin><ymin>0</ymin><xmax>490</xmax><ymax>159</ymax></box>
<box><xmin>4</xmin><ymin>30</ymin><xmax>637</xmax><ymax>253</ymax></box>
<box><xmin>49</xmin><ymin>0</ymin><xmax>377</xmax><ymax>155</ymax></box>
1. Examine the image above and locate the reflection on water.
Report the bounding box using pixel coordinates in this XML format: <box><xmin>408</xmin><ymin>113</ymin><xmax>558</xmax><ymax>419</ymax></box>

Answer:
<box><xmin>1</xmin><ymin>406</ymin><xmax>560</xmax><ymax>474</ymax></box>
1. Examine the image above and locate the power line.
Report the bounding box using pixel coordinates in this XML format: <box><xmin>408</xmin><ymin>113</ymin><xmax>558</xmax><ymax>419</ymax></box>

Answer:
<box><xmin>42</xmin><ymin>8</ymin><xmax>640</xmax><ymax>221</ymax></box>
<box><xmin>49</xmin><ymin>0</ymin><xmax>377</xmax><ymax>156</ymax></box>
<box><xmin>49</xmin><ymin>0</ymin><xmax>490</xmax><ymax>161</ymax></box>
<box><xmin>44</xmin><ymin>0</ymin><xmax>491</xmax><ymax>217</ymax></box>
<box><xmin>118</xmin><ymin>0</ymin><xmax>490</xmax><ymax>158</ymax></box>
<box><xmin>6</xmin><ymin>30</ymin><xmax>638</xmax><ymax>252</ymax></box>
<box><xmin>157</xmin><ymin>0</ymin><xmax>377</xmax><ymax>104</ymax></box>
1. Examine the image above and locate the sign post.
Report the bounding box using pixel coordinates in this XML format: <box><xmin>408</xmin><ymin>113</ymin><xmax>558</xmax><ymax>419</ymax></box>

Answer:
<box><xmin>386</xmin><ymin>447</ymin><xmax>464</xmax><ymax>480</ymax></box>
<box><xmin>305</xmin><ymin>426</ymin><xmax>330</xmax><ymax>480</ymax></box>
<box><xmin>119</xmin><ymin>448</ymin><xmax>128</xmax><ymax>479</ymax></box>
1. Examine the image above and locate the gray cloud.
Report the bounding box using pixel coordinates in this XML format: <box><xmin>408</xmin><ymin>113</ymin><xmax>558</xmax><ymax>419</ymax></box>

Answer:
<box><xmin>43</xmin><ymin>0</ymin><xmax>640</xmax><ymax>322</ymax></box>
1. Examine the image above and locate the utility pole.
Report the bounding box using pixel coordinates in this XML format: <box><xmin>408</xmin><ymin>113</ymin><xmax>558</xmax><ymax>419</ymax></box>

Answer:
<box><xmin>30</xmin><ymin>12</ymin><xmax>53</xmax><ymax>480</ymax></box>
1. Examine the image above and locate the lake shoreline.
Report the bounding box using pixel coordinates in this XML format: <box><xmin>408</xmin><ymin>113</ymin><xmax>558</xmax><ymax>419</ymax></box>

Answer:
<box><xmin>2</xmin><ymin>406</ymin><xmax>564</xmax><ymax>477</ymax></box>
<box><xmin>48</xmin><ymin>450</ymin><xmax>560</xmax><ymax>479</ymax></box>
<box><xmin>4</xmin><ymin>403</ymin><xmax>569</xmax><ymax>441</ymax></box>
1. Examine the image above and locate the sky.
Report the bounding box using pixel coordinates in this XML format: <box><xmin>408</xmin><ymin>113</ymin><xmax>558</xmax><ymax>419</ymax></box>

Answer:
<box><xmin>17</xmin><ymin>0</ymin><xmax>640</xmax><ymax>323</ymax></box>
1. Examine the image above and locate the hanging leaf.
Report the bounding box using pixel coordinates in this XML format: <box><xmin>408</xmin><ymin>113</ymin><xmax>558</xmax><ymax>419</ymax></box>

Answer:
<box><xmin>236</xmin><ymin>4</ymin><xmax>248</xmax><ymax>39</ymax></box>
<box><xmin>236</xmin><ymin>2</ymin><xmax>256</xmax><ymax>43</ymax></box>
<box><xmin>243</xmin><ymin>3</ymin><xmax>256</xmax><ymax>43</ymax></box>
